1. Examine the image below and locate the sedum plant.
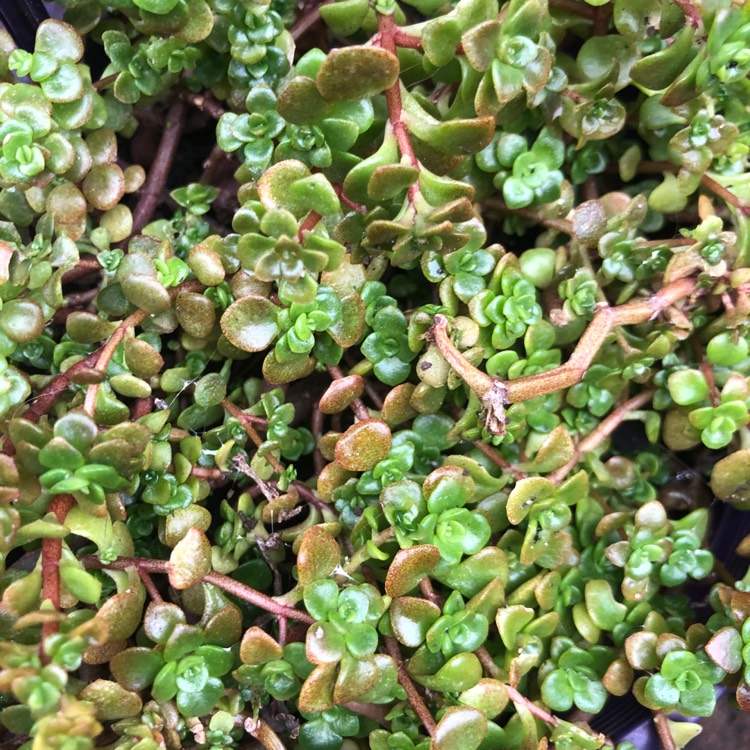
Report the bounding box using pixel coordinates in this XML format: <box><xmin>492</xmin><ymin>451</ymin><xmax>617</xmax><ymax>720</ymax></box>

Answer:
<box><xmin>0</xmin><ymin>1</ymin><xmax>750</xmax><ymax>750</ymax></box>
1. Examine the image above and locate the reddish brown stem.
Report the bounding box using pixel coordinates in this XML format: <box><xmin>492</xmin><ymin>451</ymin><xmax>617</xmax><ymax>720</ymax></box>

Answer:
<box><xmin>40</xmin><ymin>494</ymin><xmax>75</xmax><ymax>658</ymax></box>
<box><xmin>476</xmin><ymin>646</ymin><xmax>559</xmax><ymax>726</ymax></box>
<box><xmin>61</xmin><ymin>257</ymin><xmax>101</xmax><ymax>284</ymax></box>
<box><xmin>84</xmin><ymin>280</ymin><xmax>204</xmax><ymax>416</ymax></box>
<box><xmin>692</xmin><ymin>339</ymin><xmax>721</xmax><ymax>407</ymax></box>
<box><xmin>506</xmin><ymin>684</ymin><xmax>559</xmax><ymax>727</ymax></box>
<box><xmin>131</xmin><ymin>98</ymin><xmax>187</xmax><ymax>234</ymax></box>
<box><xmin>393</xmin><ymin>30</ymin><xmax>423</xmax><ymax>48</ymax></box>
<box><xmin>83</xmin><ymin>309</ymin><xmax>148</xmax><ymax>416</ymax></box>
<box><xmin>138</xmin><ymin>569</ymin><xmax>163</xmax><ymax>602</ymax></box>
<box><xmin>473</xmin><ymin>440</ymin><xmax>525</xmax><ymax>481</ymax></box>
<box><xmin>93</xmin><ymin>73</ymin><xmax>117</xmax><ymax>91</ymax></box>
<box><xmin>333</xmin><ymin>184</ymin><xmax>366</xmax><ymax>213</ymax></box>
<box><xmin>432</xmin><ymin>277</ymin><xmax>698</xmax><ymax>435</ymax></box>
<box><xmin>673</xmin><ymin>0</ymin><xmax>703</xmax><ymax>28</ymax></box>
<box><xmin>297</xmin><ymin>211</ymin><xmax>322</xmax><ymax>240</ymax></box>
<box><xmin>179</xmin><ymin>89</ymin><xmax>225</xmax><ymax>119</ymax></box>
<box><xmin>700</xmin><ymin>174</ymin><xmax>750</xmax><ymax>216</ymax></box>
<box><xmin>419</xmin><ymin>577</ymin><xmax>440</xmax><ymax>606</ymax></box>
<box><xmin>548</xmin><ymin>390</ymin><xmax>655</xmax><ymax>484</ymax></box>
<box><xmin>378</xmin><ymin>13</ymin><xmax>420</xmax><ymax>201</ymax></box>
<box><xmin>222</xmin><ymin>399</ymin><xmax>285</xmax><ymax>475</ymax></box>
<box><xmin>81</xmin><ymin>556</ymin><xmax>315</xmax><ymax>624</ymax></box>
<box><xmin>653</xmin><ymin>712</ymin><xmax>677</xmax><ymax>750</ymax></box>
<box><xmin>326</xmin><ymin>365</ymin><xmax>369</xmax><ymax>421</ymax></box>
<box><xmin>131</xmin><ymin>396</ymin><xmax>153</xmax><ymax>421</ymax></box>
<box><xmin>21</xmin><ymin>351</ymin><xmax>100</xmax><ymax>424</ymax></box>
<box><xmin>384</xmin><ymin>636</ymin><xmax>436</xmax><ymax>736</ymax></box>
<box><xmin>190</xmin><ymin>466</ymin><xmax>226</xmax><ymax>481</ymax></box>
<box><xmin>290</xmin><ymin>0</ymin><xmax>330</xmax><ymax>41</ymax></box>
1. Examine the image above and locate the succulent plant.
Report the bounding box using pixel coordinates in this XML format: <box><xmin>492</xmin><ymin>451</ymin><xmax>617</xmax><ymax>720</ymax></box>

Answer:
<box><xmin>0</xmin><ymin>2</ymin><xmax>750</xmax><ymax>750</ymax></box>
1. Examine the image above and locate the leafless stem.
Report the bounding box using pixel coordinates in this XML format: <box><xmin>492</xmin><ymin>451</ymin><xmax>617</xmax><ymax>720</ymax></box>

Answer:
<box><xmin>131</xmin><ymin>98</ymin><xmax>187</xmax><ymax>234</ymax></box>
<box><xmin>138</xmin><ymin>569</ymin><xmax>163</xmax><ymax>602</ymax></box>
<box><xmin>222</xmin><ymin>398</ymin><xmax>285</xmax><ymax>475</ymax></box>
<box><xmin>21</xmin><ymin>351</ymin><xmax>100</xmax><ymax>424</ymax></box>
<box><xmin>700</xmin><ymin>174</ymin><xmax>750</xmax><ymax>216</ymax></box>
<box><xmin>548</xmin><ymin>390</ymin><xmax>655</xmax><ymax>483</ymax></box>
<box><xmin>179</xmin><ymin>89</ymin><xmax>225</xmax><ymax>119</ymax></box>
<box><xmin>291</xmin><ymin>0</ymin><xmax>331</xmax><ymax>41</ymax></box>
<box><xmin>93</xmin><ymin>73</ymin><xmax>117</xmax><ymax>91</ymax></box>
<box><xmin>476</xmin><ymin>646</ymin><xmax>559</xmax><ymax>726</ymax></box>
<box><xmin>384</xmin><ymin>636</ymin><xmax>436</xmax><ymax>737</ymax></box>
<box><xmin>473</xmin><ymin>441</ymin><xmax>525</xmax><ymax>481</ymax></box>
<box><xmin>326</xmin><ymin>365</ymin><xmax>369</xmax><ymax>421</ymax></box>
<box><xmin>40</xmin><ymin>494</ymin><xmax>75</xmax><ymax>659</ymax></box>
<box><xmin>653</xmin><ymin>712</ymin><xmax>677</xmax><ymax>750</ymax></box>
<box><xmin>245</xmin><ymin>718</ymin><xmax>287</xmax><ymax>750</ymax></box>
<box><xmin>83</xmin><ymin>280</ymin><xmax>204</xmax><ymax>416</ymax></box>
<box><xmin>432</xmin><ymin>277</ymin><xmax>699</xmax><ymax>435</ymax></box>
<box><xmin>378</xmin><ymin>13</ymin><xmax>421</xmax><ymax>203</ymax></box>
<box><xmin>81</xmin><ymin>556</ymin><xmax>315</xmax><ymax>624</ymax></box>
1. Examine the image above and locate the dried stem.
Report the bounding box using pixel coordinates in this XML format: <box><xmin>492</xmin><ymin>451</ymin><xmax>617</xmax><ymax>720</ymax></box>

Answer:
<box><xmin>131</xmin><ymin>98</ymin><xmax>187</xmax><ymax>234</ymax></box>
<box><xmin>548</xmin><ymin>390</ymin><xmax>655</xmax><ymax>484</ymax></box>
<box><xmin>245</xmin><ymin>718</ymin><xmax>287</xmax><ymax>750</ymax></box>
<box><xmin>234</xmin><ymin>453</ymin><xmax>278</xmax><ymax>502</ymax></box>
<box><xmin>40</xmin><ymin>494</ymin><xmax>75</xmax><ymax>657</ymax></box>
<box><xmin>81</xmin><ymin>556</ymin><xmax>315</xmax><ymax>624</ymax></box>
<box><xmin>384</xmin><ymin>636</ymin><xmax>436</xmax><ymax>737</ymax></box>
<box><xmin>432</xmin><ymin>277</ymin><xmax>699</xmax><ymax>435</ymax></box>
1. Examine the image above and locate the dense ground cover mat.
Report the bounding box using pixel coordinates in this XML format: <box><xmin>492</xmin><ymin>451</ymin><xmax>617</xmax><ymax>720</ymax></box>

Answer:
<box><xmin>0</xmin><ymin>0</ymin><xmax>750</xmax><ymax>749</ymax></box>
